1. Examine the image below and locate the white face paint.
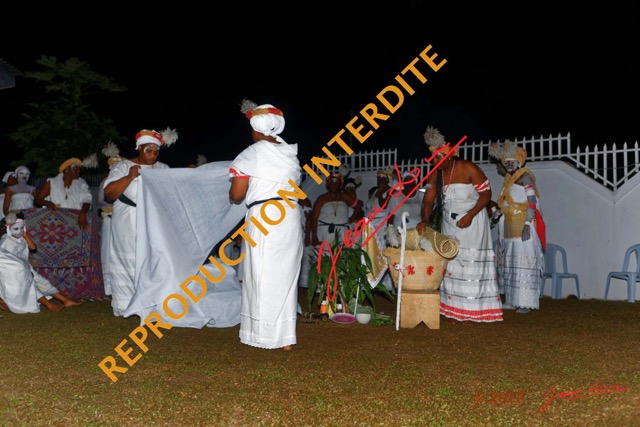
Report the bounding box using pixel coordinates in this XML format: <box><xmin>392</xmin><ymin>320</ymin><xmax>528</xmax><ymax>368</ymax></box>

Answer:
<box><xmin>503</xmin><ymin>159</ymin><xmax>520</xmax><ymax>173</ymax></box>
<box><xmin>7</xmin><ymin>222</ymin><xmax>25</xmax><ymax>238</ymax></box>
<box><xmin>16</xmin><ymin>169</ymin><xmax>30</xmax><ymax>183</ymax></box>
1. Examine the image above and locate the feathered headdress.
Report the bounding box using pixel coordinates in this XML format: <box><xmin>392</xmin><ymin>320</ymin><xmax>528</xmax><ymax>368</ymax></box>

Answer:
<box><xmin>240</xmin><ymin>98</ymin><xmax>283</xmax><ymax>119</ymax></box>
<box><xmin>424</xmin><ymin>125</ymin><xmax>457</xmax><ymax>156</ymax></box>
<box><xmin>102</xmin><ymin>141</ymin><xmax>126</xmax><ymax>167</ymax></box>
<box><xmin>488</xmin><ymin>141</ymin><xmax>526</xmax><ymax>165</ymax></box>
<box><xmin>102</xmin><ymin>141</ymin><xmax>120</xmax><ymax>158</ymax></box>
<box><xmin>196</xmin><ymin>154</ymin><xmax>208</xmax><ymax>167</ymax></box>
<box><xmin>240</xmin><ymin>98</ymin><xmax>259</xmax><ymax>116</ymax></box>
<box><xmin>160</xmin><ymin>127</ymin><xmax>179</xmax><ymax>147</ymax></box>
<box><xmin>81</xmin><ymin>153</ymin><xmax>99</xmax><ymax>169</ymax></box>
<box><xmin>423</xmin><ymin>126</ymin><xmax>446</xmax><ymax>151</ymax></box>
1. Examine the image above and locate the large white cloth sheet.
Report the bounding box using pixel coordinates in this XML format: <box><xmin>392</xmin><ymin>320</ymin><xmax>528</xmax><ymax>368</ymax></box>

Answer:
<box><xmin>123</xmin><ymin>161</ymin><xmax>246</xmax><ymax>328</ymax></box>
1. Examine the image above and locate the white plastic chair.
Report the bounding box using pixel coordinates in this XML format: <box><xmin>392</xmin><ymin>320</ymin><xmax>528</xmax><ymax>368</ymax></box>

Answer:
<box><xmin>604</xmin><ymin>243</ymin><xmax>640</xmax><ymax>303</ymax></box>
<box><xmin>541</xmin><ymin>243</ymin><xmax>580</xmax><ymax>299</ymax></box>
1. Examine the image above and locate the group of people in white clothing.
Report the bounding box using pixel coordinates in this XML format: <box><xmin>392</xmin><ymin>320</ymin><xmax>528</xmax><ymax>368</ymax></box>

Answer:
<box><xmin>0</xmin><ymin>156</ymin><xmax>101</xmax><ymax>314</ymax></box>
<box><xmin>416</xmin><ymin>126</ymin><xmax>544</xmax><ymax>322</ymax></box>
<box><xmin>1</xmin><ymin>103</ymin><xmax>544</xmax><ymax>347</ymax></box>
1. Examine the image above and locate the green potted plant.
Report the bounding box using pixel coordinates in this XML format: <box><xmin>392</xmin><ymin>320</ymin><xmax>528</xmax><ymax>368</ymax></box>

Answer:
<box><xmin>307</xmin><ymin>235</ymin><xmax>394</xmax><ymax>318</ymax></box>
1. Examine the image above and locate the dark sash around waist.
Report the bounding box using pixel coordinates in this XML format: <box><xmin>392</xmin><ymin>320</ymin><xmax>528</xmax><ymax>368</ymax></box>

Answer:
<box><xmin>246</xmin><ymin>197</ymin><xmax>283</xmax><ymax>209</ymax></box>
<box><xmin>118</xmin><ymin>194</ymin><xmax>137</xmax><ymax>207</ymax></box>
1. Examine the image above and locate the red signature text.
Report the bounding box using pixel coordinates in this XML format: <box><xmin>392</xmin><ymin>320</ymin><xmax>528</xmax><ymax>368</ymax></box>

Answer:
<box><xmin>539</xmin><ymin>380</ymin><xmax>631</xmax><ymax>412</ymax></box>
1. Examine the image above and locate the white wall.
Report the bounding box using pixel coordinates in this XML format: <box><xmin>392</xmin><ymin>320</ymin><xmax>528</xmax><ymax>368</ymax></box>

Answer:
<box><xmin>301</xmin><ymin>160</ymin><xmax>640</xmax><ymax>301</ymax></box>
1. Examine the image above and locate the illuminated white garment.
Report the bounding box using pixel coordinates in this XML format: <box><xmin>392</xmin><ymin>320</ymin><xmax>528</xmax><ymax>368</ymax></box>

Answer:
<box><xmin>0</xmin><ymin>234</ymin><xmax>60</xmax><ymax>313</ymax></box>
<box><xmin>499</xmin><ymin>183</ymin><xmax>544</xmax><ymax>309</ymax></box>
<box><xmin>439</xmin><ymin>183</ymin><xmax>503</xmax><ymax>322</ymax></box>
<box><xmin>45</xmin><ymin>174</ymin><xmax>92</xmax><ymax>209</ymax></box>
<box><xmin>229</xmin><ymin>139</ymin><xmax>303</xmax><ymax>349</ymax></box>
<box><xmin>6</xmin><ymin>191</ymin><xmax>35</xmax><ymax>212</ymax></box>
<box><xmin>123</xmin><ymin>161</ymin><xmax>245</xmax><ymax>329</ymax></box>
<box><xmin>317</xmin><ymin>200</ymin><xmax>350</xmax><ymax>244</ymax></box>
<box><xmin>102</xmin><ymin>159</ymin><xmax>169</xmax><ymax>316</ymax></box>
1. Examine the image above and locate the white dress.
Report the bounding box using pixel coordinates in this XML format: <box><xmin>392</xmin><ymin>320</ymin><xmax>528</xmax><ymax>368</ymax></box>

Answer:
<box><xmin>0</xmin><ymin>234</ymin><xmax>60</xmax><ymax>313</ymax></box>
<box><xmin>316</xmin><ymin>200</ymin><xmax>350</xmax><ymax>245</ymax></box>
<box><xmin>229</xmin><ymin>139</ymin><xmax>303</xmax><ymax>349</ymax></box>
<box><xmin>439</xmin><ymin>183</ymin><xmax>503</xmax><ymax>322</ymax></box>
<box><xmin>103</xmin><ymin>160</ymin><xmax>170</xmax><ymax>316</ymax></box>
<box><xmin>499</xmin><ymin>184</ymin><xmax>544</xmax><ymax>309</ymax></box>
<box><xmin>6</xmin><ymin>190</ymin><xmax>35</xmax><ymax>212</ymax></box>
<box><xmin>98</xmin><ymin>177</ymin><xmax>113</xmax><ymax>296</ymax></box>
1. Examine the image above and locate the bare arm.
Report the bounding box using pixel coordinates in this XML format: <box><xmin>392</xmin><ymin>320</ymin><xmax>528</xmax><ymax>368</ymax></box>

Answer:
<box><xmin>229</xmin><ymin>176</ymin><xmax>249</xmax><ymax>204</ymax></box>
<box><xmin>310</xmin><ymin>196</ymin><xmax>326</xmax><ymax>246</ymax></box>
<box><xmin>3</xmin><ymin>187</ymin><xmax>12</xmax><ymax>215</ymax></box>
<box><xmin>23</xmin><ymin>232</ymin><xmax>37</xmax><ymax>251</ymax></box>
<box><xmin>104</xmin><ymin>165</ymin><xmax>140</xmax><ymax>201</ymax></box>
<box><xmin>34</xmin><ymin>181</ymin><xmax>57</xmax><ymax>209</ymax></box>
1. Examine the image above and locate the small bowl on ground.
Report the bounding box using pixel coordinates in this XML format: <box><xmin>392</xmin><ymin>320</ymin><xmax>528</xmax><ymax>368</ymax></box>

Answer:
<box><xmin>356</xmin><ymin>313</ymin><xmax>372</xmax><ymax>324</ymax></box>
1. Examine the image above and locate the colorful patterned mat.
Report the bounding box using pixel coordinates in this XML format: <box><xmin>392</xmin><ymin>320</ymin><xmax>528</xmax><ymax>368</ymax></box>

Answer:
<box><xmin>23</xmin><ymin>208</ymin><xmax>106</xmax><ymax>300</ymax></box>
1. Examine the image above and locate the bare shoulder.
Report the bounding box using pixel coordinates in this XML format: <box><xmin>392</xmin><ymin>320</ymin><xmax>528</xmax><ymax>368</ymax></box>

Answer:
<box><xmin>457</xmin><ymin>159</ymin><xmax>488</xmax><ymax>182</ymax></box>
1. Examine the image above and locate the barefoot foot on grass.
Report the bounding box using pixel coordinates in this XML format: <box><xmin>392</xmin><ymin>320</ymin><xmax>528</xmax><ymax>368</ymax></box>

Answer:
<box><xmin>64</xmin><ymin>299</ymin><xmax>83</xmax><ymax>308</ymax></box>
<box><xmin>45</xmin><ymin>302</ymin><xmax>65</xmax><ymax>312</ymax></box>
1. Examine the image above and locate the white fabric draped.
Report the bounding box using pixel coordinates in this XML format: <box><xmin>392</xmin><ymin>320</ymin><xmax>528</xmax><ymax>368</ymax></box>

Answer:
<box><xmin>439</xmin><ymin>183</ymin><xmax>503</xmax><ymax>322</ymax></box>
<box><xmin>229</xmin><ymin>140</ymin><xmax>303</xmax><ymax>349</ymax></box>
<box><xmin>123</xmin><ymin>161</ymin><xmax>246</xmax><ymax>328</ymax></box>
<box><xmin>46</xmin><ymin>174</ymin><xmax>92</xmax><ymax>209</ymax></box>
<box><xmin>103</xmin><ymin>160</ymin><xmax>170</xmax><ymax>316</ymax></box>
<box><xmin>499</xmin><ymin>184</ymin><xmax>544</xmax><ymax>309</ymax></box>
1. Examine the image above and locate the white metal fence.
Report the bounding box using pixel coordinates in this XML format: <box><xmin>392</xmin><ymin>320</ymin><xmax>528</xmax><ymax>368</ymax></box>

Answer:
<box><xmin>308</xmin><ymin>132</ymin><xmax>640</xmax><ymax>192</ymax></box>
<box><xmin>28</xmin><ymin>132</ymin><xmax>640</xmax><ymax>193</ymax></box>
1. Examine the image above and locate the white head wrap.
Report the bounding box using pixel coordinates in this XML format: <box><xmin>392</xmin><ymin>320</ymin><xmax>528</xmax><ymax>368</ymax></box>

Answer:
<box><xmin>134</xmin><ymin>128</ymin><xmax>179</xmax><ymax>149</ymax></box>
<box><xmin>248</xmin><ymin>104</ymin><xmax>285</xmax><ymax>138</ymax></box>
<box><xmin>2</xmin><ymin>171</ymin><xmax>14</xmax><ymax>183</ymax></box>
<box><xmin>4</xmin><ymin>213</ymin><xmax>24</xmax><ymax>226</ymax></box>
<box><xmin>14</xmin><ymin>165</ymin><xmax>31</xmax><ymax>177</ymax></box>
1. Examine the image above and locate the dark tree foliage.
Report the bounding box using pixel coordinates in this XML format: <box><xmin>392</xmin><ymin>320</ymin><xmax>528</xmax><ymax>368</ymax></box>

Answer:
<box><xmin>10</xmin><ymin>55</ymin><xmax>127</xmax><ymax>177</ymax></box>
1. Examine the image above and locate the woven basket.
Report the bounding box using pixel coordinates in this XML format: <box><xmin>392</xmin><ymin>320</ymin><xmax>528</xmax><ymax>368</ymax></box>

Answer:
<box><xmin>383</xmin><ymin>247</ymin><xmax>448</xmax><ymax>291</ymax></box>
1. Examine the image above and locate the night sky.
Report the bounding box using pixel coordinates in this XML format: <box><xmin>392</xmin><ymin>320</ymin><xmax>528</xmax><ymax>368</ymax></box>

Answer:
<box><xmin>1</xmin><ymin>4</ymin><xmax>639</xmax><ymax>176</ymax></box>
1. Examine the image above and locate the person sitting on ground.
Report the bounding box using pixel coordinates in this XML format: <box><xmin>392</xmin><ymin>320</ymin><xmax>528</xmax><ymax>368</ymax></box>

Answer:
<box><xmin>34</xmin><ymin>156</ymin><xmax>97</xmax><ymax>230</ymax></box>
<box><xmin>3</xmin><ymin>166</ymin><xmax>36</xmax><ymax>217</ymax></box>
<box><xmin>0</xmin><ymin>212</ymin><xmax>82</xmax><ymax>313</ymax></box>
